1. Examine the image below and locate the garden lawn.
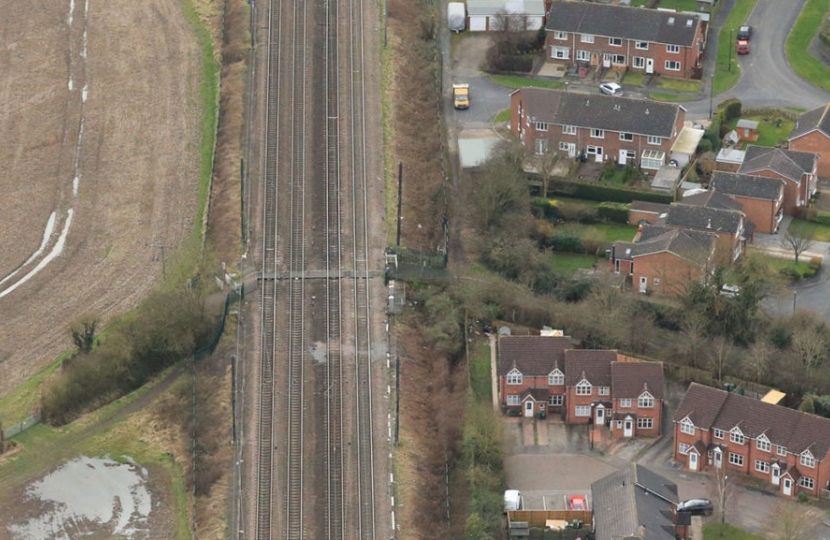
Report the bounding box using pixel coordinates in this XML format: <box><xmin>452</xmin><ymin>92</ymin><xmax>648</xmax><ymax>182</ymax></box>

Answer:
<box><xmin>551</xmin><ymin>252</ymin><xmax>596</xmax><ymax>276</ymax></box>
<box><xmin>658</xmin><ymin>0</ymin><xmax>704</xmax><ymax>10</ymax></box>
<box><xmin>714</xmin><ymin>0</ymin><xmax>759</xmax><ymax>94</ymax></box>
<box><xmin>494</xmin><ymin>109</ymin><xmax>511</xmax><ymax>123</ymax></box>
<box><xmin>656</xmin><ymin>78</ymin><xmax>701</xmax><ymax>92</ymax></box>
<box><xmin>786</xmin><ymin>0</ymin><xmax>830</xmax><ymax>92</ymax></box>
<box><xmin>650</xmin><ymin>92</ymin><xmax>699</xmax><ymax>102</ymax></box>
<box><xmin>489</xmin><ymin>74</ymin><xmax>565</xmax><ymax>90</ymax></box>
<box><xmin>470</xmin><ymin>344</ymin><xmax>492</xmax><ymax>402</ymax></box>
<box><xmin>727</xmin><ymin>115</ymin><xmax>794</xmax><ymax>147</ymax></box>
<box><xmin>622</xmin><ymin>72</ymin><xmax>645</xmax><ymax>86</ymax></box>
<box><xmin>788</xmin><ymin>218</ymin><xmax>830</xmax><ymax>241</ymax></box>
<box><xmin>592</xmin><ymin>223</ymin><xmax>639</xmax><ymax>242</ymax></box>
<box><xmin>762</xmin><ymin>256</ymin><xmax>814</xmax><ymax>278</ymax></box>
<box><xmin>702</xmin><ymin>523</ymin><xmax>765</xmax><ymax>540</ymax></box>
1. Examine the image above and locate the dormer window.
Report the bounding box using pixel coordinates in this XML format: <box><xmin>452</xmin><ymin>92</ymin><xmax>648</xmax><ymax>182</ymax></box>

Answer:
<box><xmin>680</xmin><ymin>418</ymin><xmax>695</xmax><ymax>435</ymax></box>
<box><xmin>730</xmin><ymin>428</ymin><xmax>745</xmax><ymax>445</ymax></box>
<box><xmin>756</xmin><ymin>435</ymin><xmax>771</xmax><ymax>452</ymax></box>
<box><xmin>638</xmin><ymin>392</ymin><xmax>654</xmax><ymax>408</ymax></box>
<box><xmin>801</xmin><ymin>451</ymin><xmax>816</xmax><ymax>468</ymax></box>
<box><xmin>576</xmin><ymin>381</ymin><xmax>592</xmax><ymax>395</ymax></box>
<box><xmin>506</xmin><ymin>369</ymin><xmax>523</xmax><ymax>385</ymax></box>
<box><xmin>548</xmin><ymin>370</ymin><xmax>564</xmax><ymax>386</ymax></box>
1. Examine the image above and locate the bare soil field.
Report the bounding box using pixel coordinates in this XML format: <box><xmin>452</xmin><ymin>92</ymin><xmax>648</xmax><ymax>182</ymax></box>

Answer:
<box><xmin>0</xmin><ymin>0</ymin><xmax>202</xmax><ymax>395</ymax></box>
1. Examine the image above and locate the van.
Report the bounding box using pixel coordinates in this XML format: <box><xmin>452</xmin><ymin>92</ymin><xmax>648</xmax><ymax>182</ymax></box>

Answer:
<box><xmin>504</xmin><ymin>489</ymin><xmax>522</xmax><ymax>513</ymax></box>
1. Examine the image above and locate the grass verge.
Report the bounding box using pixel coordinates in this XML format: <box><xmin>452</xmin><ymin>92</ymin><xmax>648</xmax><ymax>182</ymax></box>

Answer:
<box><xmin>657</xmin><ymin>78</ymin><xmax>701</xmax><ymax>92</ymax></box>
<box><xmin>622</xmin><ymin>72</ymin><xmax>645</xmax><ymax>86</ymax></box>
<box><xmin>713</xmin><ymin>0</ymin><xmax>759</xmax><ymax>95</ymax></box>
<box><xmin>788</xmin><ymin>218</ymin><xmax>830</xmax><ymax>241</ymax></box>
<box><xmin>489</xmin><ymin>74</ymin><xmax>565</xmax><ymax>90</ymax></box>
<box><xmin>702</xmin><ymin>523</ymin><xmax>766</xmax><ymax>540</ymax></box>
<box><xmin>493</xmin><ymin>109</ymin><xmax>511</xmax><ymax>123</ymax></box>
<box><xmin>0</xmin><ymin>355</ymin><xmax>68</xmax><ymax>428</ymax></box>
<box><xmin>650</xmin><ymin>92</ymin><xmax>699</xmax><ymax>102</ymax></box>
<box><xmin>381</xmin><ymin>28</ymin><xmax>398</xmax><ymax>245</ymax></box>
<box><xmin>786</xmin><ymin>0</ymin><xmax>830</xmax><ymax>92</ymax></box>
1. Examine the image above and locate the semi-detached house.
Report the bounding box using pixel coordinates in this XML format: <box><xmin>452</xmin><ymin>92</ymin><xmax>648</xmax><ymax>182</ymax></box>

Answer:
<box><xmin>545</xmin><ymin>2</ymin><xmax>704</xmax><ymax>79</ymax></box>
<box><xmin>510</xmin><ymin>88</ymin><xmax>684</xmax><ymax>169</ymax></box>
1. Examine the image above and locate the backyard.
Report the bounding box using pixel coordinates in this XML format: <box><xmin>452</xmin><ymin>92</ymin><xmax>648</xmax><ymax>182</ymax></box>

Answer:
<box><xmin>726</xmin><ymin>115</ymin><xmax>795</xmax><ymax>147</ymax></box>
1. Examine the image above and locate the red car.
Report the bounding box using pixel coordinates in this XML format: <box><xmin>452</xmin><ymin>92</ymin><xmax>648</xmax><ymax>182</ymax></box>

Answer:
<box><xmin>568</xmin><ymin>495</ymin><xmax>587</xmax><ymax>511</ymax></box>
<box><xmin>736</xmin><ymin>40</ymin><xmax>750</xmax><ymax>54</ymax></box>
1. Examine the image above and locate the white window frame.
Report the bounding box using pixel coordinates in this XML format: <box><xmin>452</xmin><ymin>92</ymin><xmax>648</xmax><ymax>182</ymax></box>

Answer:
<box><xmin>581</xmin><ymin>33</ymin><xmax>594</xmax><ymax>43</ymax></box>
<box><xmin>666</xmin><ymin>44</ymin><xmax>680</xmax><ymax>54</ymax></box>
<box><xmin>620</xmin><ymin>132</ymin><xmax>633</xmax><ymax>141</ymax></box>
<box><xmin>755</xmin><ymin>460</ymin><xmax>770</xmax><ymax>473</ymax></box>
<box><xmin>633</xmin><ymin>56</ymin><xmax>645</xmax><ymax>69</ymax></box>
<box><xmin>548</xmin><ymin>370</ymin><xmax>564</xmax><ymax>386</ymax></box>
<box><xmin>559</xmin><ymin>141</ymin><xmax>574</xmax><ymax>153</ymax></box>
<box><xmin>619</xmin><ymin>398</ymin><xmax>632</xmax><ymax>408</ymax></box>
<box><xmin>714</xmin><ymin>428</ymin><xmax>724</xmax><ymax>439</ymax></box>
<box><xmin>554</xmin><ymin>31</ymin><xmax>568</xmax><ymax>40</ymax></box>
<box><xmin>801</xmin><ymin>452</ymin><xmax>816</xmax><ymax>468</ymax></box>
<box><xmin>535</xmin><ymin>139</ymin><xmax>548</xmax><ymax>155</ymax></box>
<box><xmin>507</xmin><ymin>394</ymin><xmax>521</xmax><ymax>405</ymax></box>
<box><xmin>609</xmin><ymin>37</ymin><xmax>622</xmax><ymax>47</ymax></box>
<box><xmin>612</xmin><ymin>54</ymin><xmax>626</xmax><ymax>65</ymax></box>
<box><xmin>506</xmin><ymin>369</ymin><xmax>523</xmax><ymax>385</ymax></box>
<box><xmin>576</xmin><ymin>50</ymin><xmax>591</xmax><ymax>62</ymax></box>
<box><xmin>799</xmin><ymin>476</ymin><xmax>815</xmax><ymax>490</ymax></box>
<box><xmin>680</xmin><ymin>419</ymin><xmax>695</xmax><ymax>435</ymax></box>
<box><xmin>575</xmin><ymin>405</ymin><xmax>591</xmax><ymax>417</ymax></box>
<box><xmin>730</xmin><ymin>429</ymin><xmax>745</xmax><ymax>445</ymax></box>
<box><xmin>637</xmin><ymin>418</ymin><xmax>653</xmax><ymax>429</ymax></box>
<box><xmin>729</xmin><ymin>452</ymin><xmax>744</xmax><ymax>467</ymax></box>
<box><xmin>635</xmin><ymin>41</ymin><xmax>649</xmax><ymax>50</ymax></box>
<box><xmin>756</xmin><ymin>437</ymin><xmax>771</xmax><ymax>453</ymax></box>
<box><xmin>647</xmin><ymin>135</ymin><xmax>662</xmax><ymax>145</ymax></box>
<box><xmin>638</xmin><ymin>393</ymin><xmax>654</xmax><ymax>408</ymax></box>
<box><xmin>777</xmin><ymin>445</ymin><xmax>787</xmax><ymax>456</ymax></box>
<box><xmin>586</xmin><ymin>145</ymin><xmax>603</xmax><ymax>156</ymax></box>
<box><xmin>641</xmin><ymin>149</ymin><xmax>665</xmax><ymax>170</ymax></box>
<box><xmin>576</xmin><ymin>381</ymin><xmax>592</xmax><ymax>396</ymax></box>
<box><xmin>551</xmin><ymin>46</ymin><xmax>569</xmax><ymax>60</ymax></box>
<box><xmin>665</xmin><ymin>60</ymin><xmax>681</xmax><ymax>72</ymax></box>
<box><xmin>535</xmin><ymin>122</ymin><xmax>548</xmax><ymax>132</ymax></box>
<box><xmin>591</xmin><ymin>128</ymin><xmax>605</xmax><ymax>139</ymax></box>
<box><xmin>599</xmin><ymin>386</ymin><xmax>610</xmax><ymax>396</ymax></box>
<box><xmin>678</xmin><ymin>443</ymin><xmax>690</xmax><ymax>455</ymax></box>
<box><xmin>562</xmin><ymin>125</ymin><xmax>576</xmax><ymax>135</ymax></box>
<box><xmin>548</xmin><ymin>395</ymin><xmax>564</xmax><ymax>406</ymax></box>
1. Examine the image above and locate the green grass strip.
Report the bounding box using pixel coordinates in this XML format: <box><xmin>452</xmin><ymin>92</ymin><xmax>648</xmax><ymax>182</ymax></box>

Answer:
<box><xmin>489</xmin><ymin>74</ymin><xmax>565</xmax><ymax>90</ymax></box>
<box><xmin>713</xmin><ymin>0</ymin><xmax>759</xmax><ymax>95</ymax></box>
<box><xmin>649</xmin><ymin>92</ymin><xmax>699</xmax><ymax>102</ymax></box>
<box><xmin>786</xmin><ymin>0</ymin><xmax>830</xmax><ymax>92</ymax></box>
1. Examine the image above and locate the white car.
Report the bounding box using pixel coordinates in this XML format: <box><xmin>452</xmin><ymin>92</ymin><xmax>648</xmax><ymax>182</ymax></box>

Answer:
<box><xmin>719</xmin><ymin>284</ymin><xmax>741</xmax><ymax>297</ymax></box>
<box><xmin>599</xmin><ymin>82</ymin><xmax>623</xmax><ymax>96</ymax></box>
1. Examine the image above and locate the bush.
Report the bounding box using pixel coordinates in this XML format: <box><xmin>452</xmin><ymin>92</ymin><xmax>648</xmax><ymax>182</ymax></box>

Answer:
<box><xmin>697</xmin><ymin>138</ymin><xmax>713</xmax><ymax>154</ymax></box>
<box><xmin>550</xmin><ymin>231</ymin><xmax>584</xmax><ymax>253</ymax></box>
<box><xmin>598</xmin><ymin>202</ymin><xmax>630</xmax><ymax>223</ymax></box>
<box><xmin>803</xmin><ymin>266</ymin><xmax>818</xmax><ymax>279</ymax></box>
<box><xmin>540</xmin><ymin>176</ymin><xmax>673</xmax><ymax>204</ymax></box>
<box><xmin>557</xmin><ymin>202</ymin><xmax>599</xmax><ymax>223</ymax></box>
<box><xmin>798</xmin><ymin>491</ymin><xmax>810</xmax><ymax>503</ymax></box>
<box><xmin>778</xmin><ymin>267</ymin><xmax>801</xmax><ymax>281</ymax></box>
<box><xmin>769</xmin><ymin>325</ymin><xmax>792</xmax><ymax>349</ymax></box>
<box><xmin>810</xmin><ymin>256</ymin><xmax>823</xmax><ymax>269</ymax></box>
<box><xmin>579</xmin><ymin>227</ymin><xmax>606</xmax><ymax>254</ymax></box>
<box><xmin>703</xmin><ymin>115</ymin><xmax>722</xmax><ymax>151</ymax></box>
<box><xmin>722</xmin><ymin>98</ymin><xmax>742</xmax><ymax>122</ymax></box>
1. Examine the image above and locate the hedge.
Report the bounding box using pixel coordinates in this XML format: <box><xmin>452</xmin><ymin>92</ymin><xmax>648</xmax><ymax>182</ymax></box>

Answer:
<box><xmin>534</xmin><ymin>175</ymin><xmax>674</xmax><ymax>204</ymax></box>
<box><xmin>598</xmin><ymin>202</ymin><xmax>630</xmax><ymax>224</ymax></box>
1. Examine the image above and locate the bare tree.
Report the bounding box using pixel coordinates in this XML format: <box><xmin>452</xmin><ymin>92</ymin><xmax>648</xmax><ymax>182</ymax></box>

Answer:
<box><xmin>710</xmin><ymin>465</ymin><xmax>735</xmax><ymax>524</ymax></box>
<box><xmin>69</xmin><ymin>314</ymin><xmax>99</xmax><ymax>355</ymax></box>
<box><xmin>791</xmin><ymin>320</ymin><xmax>829</xmax><ymax>378</ymax></box>
<box><xmin>767</xmin><ymin>499</ymin><xmax>815</xmax><ymax>540</ymax></box>
<box><xmin>781</xmin><ymin>229</ymin><xmax>814</xmax><ymax>264</ymax></box>
<box><xmin>708</xmin><ymin>336</ymin><xmax>735</xmax><ymax>382</ymax></box>
<box><xmin>681</xmin><ymin>313</ymin><xmax>708</xmax><ymax>368</ymax></box>
<box><xmin>745</xmin><ymin>340</ymin><xmax>772</xmax><ymax>383</ymax></box>
<box><xmin>532</xmin><ymin>151</ymin><xmax>562</xmax><ymax>198</ymax></box>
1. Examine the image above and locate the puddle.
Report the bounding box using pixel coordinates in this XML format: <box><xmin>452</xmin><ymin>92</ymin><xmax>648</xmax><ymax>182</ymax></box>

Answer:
<box><xmin>8</xmin><ymin>455</ymin><xmax>152</xmax><ymax>539</ymax></box>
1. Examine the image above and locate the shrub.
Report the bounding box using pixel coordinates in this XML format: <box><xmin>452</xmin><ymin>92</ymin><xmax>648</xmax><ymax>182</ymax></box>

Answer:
<box><xmin>703</xmin><ymin>115</ymin><xmax>722</xmax><ymax>150</ymax></box>
<box><xmin>803</xmin><ymin>266</ymin><xmax>818</xmax><ymax>279</ymax></box>
<box><xmin>697</xmin><ymin>138</ymin><xmax>713</xmax><ymax>154</ymax></box>
<box><xmin>769</xmin><ymin>325</ymin><xmax>792</xmax><ymax>349</ymax></box>
<box><xmin>557</xmin><ymin>202</ymin><xmax>599</xmax><ymax>223</ymax></box>
<box><xmin>550</xmin><ymin>231</ymin><xmax>584</xmax><ymax>253</ymax></box>
<box><xmin>722</xmin><ymin>98</ymin><xmax>742</xmax><ymax>122</ymax></box>
<box><xmin>579</xmin><ymin>227</ymin><xmax>606</xmax><ymax>254</ymax></box>
<box><xmin>540</xmin><ymin>176</ymin><xmax>673</xmax><ymax>204</ymax></box>
<box><xmin>797</xmin><ymin>491</ymin><xmax>810</xmax><ymax>503</ymax></box>
<box><xmin>800</xmin><ymin>397</ymin><xmax>816</xmax><ymax>413</ymax></box>
<box><xmin>598</xmin><ymin>202</ymin><xmax>630</xmax><ymax>223</ymax></box>
<box><xmin>778</xmin><ymin>267</ymin><xmax>801</xmax><ymax>281</ymax></box>
<box><xmin>810</xmin><ymin>256</ymin><xmax>823</xmax><ymax>269</ymax></box>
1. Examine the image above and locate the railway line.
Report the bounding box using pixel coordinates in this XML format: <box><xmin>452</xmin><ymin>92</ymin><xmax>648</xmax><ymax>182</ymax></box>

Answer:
<box><xmin>248</xmin><ymin>0</ymin><xmax>381</xmax><ymax>534</ymax></box>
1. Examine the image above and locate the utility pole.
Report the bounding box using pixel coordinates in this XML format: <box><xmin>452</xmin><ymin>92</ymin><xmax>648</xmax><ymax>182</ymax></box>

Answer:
<box><xmin>147</xmin><ymin>242</ymin><xmax>167</xmax><ymax>278</ymax></box>
<box><xmin>396</xmin><ymin>161</ymin><xmax>403</xmax><ymax>247</ymax></box>
<box><xmin>709</xmin><ymin>73</ymin><xmax>715</xmax><ymax>118</ymax></box>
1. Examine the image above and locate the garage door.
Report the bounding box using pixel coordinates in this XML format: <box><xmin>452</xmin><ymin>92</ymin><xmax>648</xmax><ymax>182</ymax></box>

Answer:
<box><xmin>469</xmin><ymin>16</ymin><xmax>487</xmax><ymax>31</ymax></box>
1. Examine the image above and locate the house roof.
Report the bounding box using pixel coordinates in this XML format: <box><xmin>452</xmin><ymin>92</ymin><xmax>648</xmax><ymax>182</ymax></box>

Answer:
<box><xmin>681</xmin><ymin>190</ymin><xmax>744</xmax><ymax>212</ymax></box>
<box><xmin>739</xmin><ymin>145</ymin><xmax>817</xmax><ymax>183</ymax></box>
<box><xmin>716</xmin><ymin>147</ymin><xmax>746</xmax><ymax>165</ymax></box>
<box><xmin>736</xmin><ymin>119</ymin><xmax>759</xmax><ymax>130</ymax></box>
<box><xmin>497</xmin><ymin>335</ymin><xmax>574</xmax><ymax>376</ymax></box>
<box><xmin>674</xmin><ymin>383</ymin><xmax>830</xmax><ymax>459</ymax></box>
<box><xmin>564</xmin><ymin>349</ymin><xmax>615</xmax><ymax>386</ymax></box>
<box><xmin>663</xmin><ymin>204</ymin><xmax>743</xmax><ymax>235</ymax></box>
<box><xmin>467</xmin><ymin>0</ymin><xmax>546</xmax><ymax>16</ymax></box>
<box><xmin>591</xmin><ymin>464</ymin><xmax>679</xmax><ymax>540</ymax></box>
<box><xmin>630</xmin><ymin>200</ymin><xmax>671</xmax><ymax>215</ymax></box>
<box><xmin>611</xmin><ymin>361</ymin><xmax>665</xmax><ymax>400</ymax></box>
<box><xmin>546</xmin><ymin>2</ymin><xmax>701</xmax><ymax>47</ymax></box>
<box><xmin>614</xmin><ymin>226</ymin><xmax>717</xmax><ymax>266</ymax></box>
<box><xmin>711</xmin><ymin>171</ymin><xmax>785</xmax><ymax>201</ymax></box>
<box><xmin>521</xmin><ymin>387</ymin><xmax>550</xmax><ymax>401</ymax></box>
<box><xmin>790</xmin><ymin>103</ymin><xmax>830</xmax><ymax>140</ymax></box>
<box><xmin>513</xmin><ymin>88</ymin><xmax>681</xmax><ymax>138</ymax></box>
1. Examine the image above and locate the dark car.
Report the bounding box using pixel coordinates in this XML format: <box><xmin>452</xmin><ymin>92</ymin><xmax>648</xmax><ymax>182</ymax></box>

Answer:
<box><xmin>677</xmin><ymin>498</ymin><xmax>713</xmax><ymax>516</ymax></box>
<box><xmin>737</xmin><ymin>25</ymin><xmax>752</xmax><ymax>40</ymax></box>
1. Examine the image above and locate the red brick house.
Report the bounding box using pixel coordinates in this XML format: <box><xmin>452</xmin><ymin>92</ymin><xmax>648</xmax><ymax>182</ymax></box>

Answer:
<box><xmin>673</xmin><ymin>383</ymin><xmax>830</xmax><ymax>498</ymax></box>
<box><xmin>738</xmin><ymin>146</ymin><xmax>819</xmax><ymax>215</ymax></box>
<box><xmin>544</xmin><ymin>2</ymin><xmax>705</xmax><ymax>79</ymax></box>
<box><xmin>628</xmin><ymin>201</ymin><xmax>671</xmax><ymax>225</ymax></box>
<box><xmin>498</xmin><ymin>335</ymin><xmax>665</xmax><ymax>437</ymax></box>
<box><xmin>510</xmin><ymin>88</ymin><xmax>685</xmax><ymax>168</ymax></box>
<box><xmin>789</xmin><ymin>103</ymin><xmax>830</xmax><ymax>180</ymax></box>
<box><xmin>710</xmin><ymin>171</ymin><xmax>785</xmax><ymax>234</ymax></box>
<box><xmin>609</xmin><ymin>225</ymin><xmax>717</xmax><ymax>295</ymax></box>
<box><xmin>660</xmin><ymin>202</ymin><xmax>750</xmax><ymax>265</ymax></box>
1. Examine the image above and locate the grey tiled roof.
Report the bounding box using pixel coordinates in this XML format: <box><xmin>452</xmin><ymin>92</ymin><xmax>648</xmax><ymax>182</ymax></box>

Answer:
<box><xmin>497</xmin><ymin>335</ymin><xmax>574</xmax><ymax>376</ymax></box>
<box><xmin>790</xmin><ymin>104</ymin><xmax>830</xmax><ymax>139</ymax></box>
<box><xmin>546</xmin><ymin>2</ymin><xmax>700</xmax><ymax>47</ymax></box>
<box><xmin>630</xmin><ymin>200</ymin><xmax>671</xmax><ymax>214</ymax></box>
<box><xmin>515</xmin><ymin>88</ymin><xmax>681</xmax><ymax>138</ymax></box>
<box><xmin>615</xmin><ymin>226</ymin><xmax>717</xmax><ymax>266</ymax></box>
<box><xmin>675</xmin><ymin>383</ymin><xmax>830</xmax><ymax>459</ymax></box>
<box><xmin>681</xmin><ymin>190</ymin><xmax>744</xmax><ymax>212</ymax></box>
<box><xmin>739</xmin><ymin>145</ymin><xmax>817</xmax><ymax>183</ymax></box>
<box><xmin>564</xmin><ymin>349</ymin><xmax>615</xmax><ymax>386</ymax></box>
<box><xmin>611</xmin><ymin>361</ymin><xmax>665</xmax><ymax>400</ymax></box>
<box><xmin>664</xmin><ymin>204</ymin><xmax>743</xmax><ymax>235</ymax></box>
<box><xmin>711</xmin><ymin>171</ymin><xmax>785</xmax><ymax>201</ymax></box>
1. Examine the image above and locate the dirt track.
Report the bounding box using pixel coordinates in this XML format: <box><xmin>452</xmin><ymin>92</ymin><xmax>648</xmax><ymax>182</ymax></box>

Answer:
<box><xmin>0</xmin><ymin>0</ymin><xmax>201</xmax><ymax>395</ymax></box>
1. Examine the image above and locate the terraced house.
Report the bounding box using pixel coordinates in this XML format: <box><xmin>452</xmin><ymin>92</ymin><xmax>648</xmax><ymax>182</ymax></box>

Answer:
<box><xmin>789</xmin><ymin>103</ymin><xmax>830</xmax><ymax>180</ymax></box>
<box><xmin>738</xmin><ymin>145</ymin><xmax>819</xmax><ymax>215</ymax></box>
<box><xmin>509</xmin><ymin>88</ymin><xmax>684</xmax><ymax>169</ymax></box>
<box><xmin>544</xmin><ymin>2</ymin><xmax>705</xmax><ymax>79</ymax></box>
<box><xmin>710</xmin><ymin>171</ymin><xmax>785</xmax><ymax>234</ymax></box>
<box><xmin>674</xmin><ymin>383</ymin><xmax>830</xmax><ymax>498</ymax></box>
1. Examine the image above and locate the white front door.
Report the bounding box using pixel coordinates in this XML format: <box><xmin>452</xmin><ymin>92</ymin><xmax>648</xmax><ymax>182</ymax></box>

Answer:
<box><xmin>689</xmin><ymin>451</ymin><xmax>698</xmax><ymax>471</ymax></box>
<box><xmin>524</xmin><ymin>401</ymin><xmax>534</xmax><ymax>417</ymax></box>
<box><xmin>566</xmin><ymin>143</ymin><xmax>576</xmax><ymax>158</ymax></box>
<box><xmin>595</xmin><ymin>406</ymin><xmax>605</xmax><ymax>425</ymax></box>
<box><xmin>594</xmin><ymin>146</ymin><xmax>603</xmax><ymax>163</ymax></box>
<box><xmin>714</xmin><ymin>449</ymin><xmax>722</xmax><ymax>469</ymax></box>
<box><xmin>772</xmin><ymin>465</ymin><xmax>780</xmax><ymax>486</ymax></box>
<box><xmin>619</xmin><ymin>149</ymin><xmax>628</xmax><ymax>165</ymax></box>
<box><xmin>602</xmin><ymin>53</ymin><xmax>611</xmax><ymax>68</ymax></box>
<box><xmin>783</xmin><ymin>477</ymin><xmax>792</xmax><ymax>496</ymax></box>
<box><xmin>639</xmin><ymin>276</ymin><xmax>648</xmax><ymax>293</ymax></box>
<box><xmin>623</xmin><ymin>418</ymin><xmax>633</xmax><ymax>437</ymax></box>
<box><xmin>646</xmin><ymin>58</ymin><xmax>654</xmax><ymax>74</ymax></box>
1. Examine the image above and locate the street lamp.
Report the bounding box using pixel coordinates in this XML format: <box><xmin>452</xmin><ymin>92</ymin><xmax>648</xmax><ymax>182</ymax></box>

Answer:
<box><xmin>709</xmin><ymin>73</ymin><xmax>714</xmax><ymax>119</ymax></box>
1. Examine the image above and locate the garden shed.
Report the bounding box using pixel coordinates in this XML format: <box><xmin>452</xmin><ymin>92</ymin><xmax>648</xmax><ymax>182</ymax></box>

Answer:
<box><xmin>467</xmin><ymin>0</ymin><xmax>545</xmax><ymax>32</ymax></box>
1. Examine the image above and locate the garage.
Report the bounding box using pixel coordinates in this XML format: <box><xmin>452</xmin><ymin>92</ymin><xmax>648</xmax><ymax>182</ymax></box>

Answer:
<box><xmin>469</xmin><ymin>14</ymin><xmax>488</xmax><ymax>31</ymax></box>
<box><xmin>466</xmin><ymin>0</ymin><xmax>545</xmax><ymax>32</ymax></box>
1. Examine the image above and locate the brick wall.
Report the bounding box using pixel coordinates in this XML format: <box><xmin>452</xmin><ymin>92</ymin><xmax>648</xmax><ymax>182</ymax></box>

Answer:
<box><xmin>790</xmin><ymin>131</ymin><xmax>830</xmax><ymax>180</ymax></box>
<box><xmin>732</xmin><ymin>196</ymin><xmax>780</xmax><ymax>234</ymax></box>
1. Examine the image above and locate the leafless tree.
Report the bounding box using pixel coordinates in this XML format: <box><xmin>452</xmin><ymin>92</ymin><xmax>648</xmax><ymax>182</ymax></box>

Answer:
<box><xmin>69</xmin><ymin>313</ymin><xmax>99</xmax><ymax>355</ymax></box>
<box><xmin>681</xmin><ymin>313</ymin><xmax>708</xmax><ymax>368</ymax></box>
<box><xmin>708</xmin><ymin>336</ymin><xmax>735</xmax><ymax>382</ymax></box>
<box><xmin>767</xmin><ymin>499</ymin><xmax>815</xmax><ymax>540</ymax></box>
<box><xmin>532</xmin><ymin>151</ymin><xmax>562</xmax><ymax>198</ymax></box>
<box><xmin>745</xmin><ymin>340</ymin><xmax>773</xmax><ymax>383</ymax></box>
<box><xmin>781</xmin><ymin>229</ymin><xmax>814</xmax><ymax>264</ymax></box>
<box><xmin>791</xmin><ymin>319</ymin><xmax>829</xmax><ymax>378</ymax></box>
<box><xmin>710</xmin><ymin>465</ymin><xmax>735</xmax><ymax>524</ymax></box>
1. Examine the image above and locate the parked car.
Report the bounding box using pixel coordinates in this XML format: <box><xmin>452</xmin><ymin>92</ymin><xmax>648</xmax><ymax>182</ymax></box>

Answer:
<box><xmin>599</xmin><ymin>82</ymin><xmax>623</xmax><ymax>96</ymax></box>
<box><xmin>568</xmin><ymin>495</ymin><xmax>587</xmax><ymax>511</ymax></box>
<box><xmin>677</xmin><ymin>498</ymin><xmax>713</xmax><ymax>516</ymax></box>
<box><xmin>737</xmin><ymin>25</ymin><xmax>752</xmax><ymax>40</ymax></box>
<box><xmin>736</xmin><ymin>40</ymin><xmax>750</xmax><ymax>55</ymax></box>
<box><xmin>504</xmin><ymin>490</ymin><xmax>523</xmax><ymax>513</ymax></box>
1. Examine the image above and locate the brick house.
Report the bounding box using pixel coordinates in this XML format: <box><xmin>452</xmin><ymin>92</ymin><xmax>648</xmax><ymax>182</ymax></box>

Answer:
<box><xmin>544</xmin><ymin>2</ymin><xmax>704</xmax><ymax>79</ymax></box>
<box><xmin>738</xmin><ymin>145</ymin><xmax>819</xmax><ymax>215</ymax></box>
<box><xmin>628</xmin><ymin>201</ymin><xmax>671</xmax><ymax>225</ymax></box>
<box><xmin>609</xmin><ymin>225</ymin><xmax>717</xmax><ymax>295</ymax></box>
<box><xmin>659</xmin><ymin>202</ymin><xmax>750</xmax><ymax>264</ymax></box>
<box><xmin>509</xmin><ymin>88</ymin><xmax>685</xmax><ymax>168</ymax></box>
<box><xmin>789</xmin><ymin>103</ymin><xmax>830</xmax><ymax>180</ymax></box>
<box><xmin>710</xmin><ymin>171</ymin><xmax>785</xmax><ymax>234</ymax></box>
<box><xmin>497</xmin><ymin>335</ymin><xmax>664</xmax><ymax>437</ymax></box>
<box><xmin>673</xmin><ymin>383</ymin><xmax>830</xmax><ymax>498</ymax></box>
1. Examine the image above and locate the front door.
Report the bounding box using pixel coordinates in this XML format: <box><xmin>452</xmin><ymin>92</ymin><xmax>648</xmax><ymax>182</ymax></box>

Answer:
<box><xmin>689</xmin><ymin>451</ymin><xmax>698</xmax><ymax>471</ymax></box>
<box><xmin>772</xmin><ymin>465</ymin><xmax>780</xmax><ymax>486</ymax></box>
<box><xmin>714</xmin><ymin>449</ymin><xmax>722</xmax><ymax>469</ymax></box>
<box><xmin>623</xmin><ymin>418</ymin><xmax>633</xmax><ymax>437</ymax></box>
<box><xmin>619</xmin><ymin>149</ymin><xmax>628</xmax><ymax>165</ymax></box>
<box><xmin>524</xmin><ymin>401</ymin><xmax>534</xmax><ymax>417</ymax></box>
<box><xmin>595</xmin><ymin>406</ymin><xmax>605</xmax><ymax>425</ymax></box>
<box><xmin>602</xmin><ymin>53</ymin><xmax>611</xmax><ymax>68</ymax></box>
<box><xmin>639</xmin><ymin>276</ymin><xmax>648</xmax><ymax>293</ymax></box>
<box><xmin>566</xmin><ymin>143</ymin><xmax>576</xmax><ymax>158</ymax></box>
<box><xmin>783</xmin><ymin>477</ymin><xmax>792</xmax><ymax>496</ymax></box>
<box><xmin>645</xmin><ymin>58</ymin><xmax>654</xmax><ymax>74</ymax></box>
<box><xmin>594</xmin><ymin>146</ymin><xmax>603</xmax><ymax>163</ymax></box>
